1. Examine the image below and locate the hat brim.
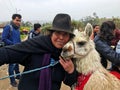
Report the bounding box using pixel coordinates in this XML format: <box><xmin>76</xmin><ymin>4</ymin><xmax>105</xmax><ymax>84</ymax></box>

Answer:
<box><xmin>48</xmin><ymin>27</ymin><xmax>75</xmax><ymax>37</ymax></box>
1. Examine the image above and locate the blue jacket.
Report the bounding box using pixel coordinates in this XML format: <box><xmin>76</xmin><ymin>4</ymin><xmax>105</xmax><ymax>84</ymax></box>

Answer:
<box><xmin>28</xmin><ymin>29</ymin><xmax>40</xmax><ymax>39</ymax></box>
<box><xmin>94</xmin><ymin>35</ymin><xmax>120</xmax><ymax>68</ymax></box>
<box><xmin>2</xmin><ymin>24</ymin><xmax>21</xmax><ymax>45</ymax></box>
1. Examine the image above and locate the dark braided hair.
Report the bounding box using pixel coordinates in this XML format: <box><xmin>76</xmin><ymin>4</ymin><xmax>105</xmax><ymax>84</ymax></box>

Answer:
<box><xmin>99</xmin><ymin>21</ymin><xmax>116</xmax><ymax>41</ymax></box>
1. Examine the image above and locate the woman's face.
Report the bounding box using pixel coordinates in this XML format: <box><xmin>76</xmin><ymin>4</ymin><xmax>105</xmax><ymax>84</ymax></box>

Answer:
<box><xmin>94</xmin><ymin>26</ymin><xmax>100</xmax><ymax>33</ymax></box>
<box><xmin>51</xmin><ymin>31</ymin><xmax>70</xmax><ymax>49</ymax></box>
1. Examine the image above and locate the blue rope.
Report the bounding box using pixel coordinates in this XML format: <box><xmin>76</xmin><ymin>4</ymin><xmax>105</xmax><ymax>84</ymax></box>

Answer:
<box><xmin>0</xmin><ymin>58</ymin><xmax>59</xmax><ymax>80</ymax></box>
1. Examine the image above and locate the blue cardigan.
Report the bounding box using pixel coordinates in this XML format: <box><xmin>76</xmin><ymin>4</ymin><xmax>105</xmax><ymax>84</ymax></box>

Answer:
<box><xmin>2</xmin><ymin>25</ymin><xmax>21</xmax><ymax>45</ymax></box>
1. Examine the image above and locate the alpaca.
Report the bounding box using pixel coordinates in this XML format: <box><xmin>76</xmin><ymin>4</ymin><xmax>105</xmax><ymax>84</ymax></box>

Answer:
<box><xmin>61</xmin><ymin>23</ymin><xmax>120</xmax><ymax>90</ymax></box>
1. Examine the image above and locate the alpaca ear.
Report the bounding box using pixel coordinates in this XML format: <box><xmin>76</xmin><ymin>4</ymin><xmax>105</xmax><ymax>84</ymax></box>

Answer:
<box><xmin>84</xmin><ymin>23</ymin><xmax>93</xmax><ymax>37</ymax></box>
<box><xmin>73</xmin><ymin>29</ymin><xmax>79</xmax><ymax>36</ymax></box>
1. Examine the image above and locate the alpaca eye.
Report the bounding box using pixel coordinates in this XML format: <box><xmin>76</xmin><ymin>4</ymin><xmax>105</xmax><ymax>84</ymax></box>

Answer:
<box><xmin>77</xmin><ymin>42</ymin><xmax>86</xmax><ymax>46</ymax></box>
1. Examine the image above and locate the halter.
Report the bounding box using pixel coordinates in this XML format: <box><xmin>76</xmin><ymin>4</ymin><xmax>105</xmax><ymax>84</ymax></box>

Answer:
<box><xmin>71</xmin><ymin>40</ymin><xmax>93</xmax><ymax>58</ymax></box>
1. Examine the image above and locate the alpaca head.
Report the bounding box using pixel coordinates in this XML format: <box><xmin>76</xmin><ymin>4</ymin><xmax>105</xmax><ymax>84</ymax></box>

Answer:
<box><xmin>61</xmin><ymin>23</ymin><xmax>94</xmax><ymax>59</ymax></box>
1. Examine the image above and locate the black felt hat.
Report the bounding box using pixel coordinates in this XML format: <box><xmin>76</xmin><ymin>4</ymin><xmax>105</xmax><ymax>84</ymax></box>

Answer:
<box><xmin>48</xmin><ymin>13</ymin><xmax>75</xmax><ymax>37</ymax></box>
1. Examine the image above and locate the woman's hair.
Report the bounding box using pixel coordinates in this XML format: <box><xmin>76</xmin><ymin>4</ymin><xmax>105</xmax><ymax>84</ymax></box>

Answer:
<box><xmin>93</xmin><ymin>24</ymin><xmax>99</xmax><ymax>29</ymax></box>
<box><xmin>99</xmin><ymin>21</ymin><xmax>116</xmax><ymax>41</ymax></box>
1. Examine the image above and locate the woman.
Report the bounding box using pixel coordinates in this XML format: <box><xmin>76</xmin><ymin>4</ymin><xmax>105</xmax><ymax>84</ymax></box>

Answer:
<box><xmin>94</xmin><ymin>21</ymin><xmax>120</xmax><ymax>69</ymax></box>
<box><xmin>90</xmin><ymin>24</ymin><xmax>100</xmax><ymax>40</ymax></box>
<box><xmin>0</xmin><ymin>13</ymin><xmax>78</xmax><ymax>90</ymax></box>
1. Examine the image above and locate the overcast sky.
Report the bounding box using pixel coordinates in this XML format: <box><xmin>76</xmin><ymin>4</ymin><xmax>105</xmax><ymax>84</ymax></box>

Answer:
<box><xmin>0</xmin><ymin>0</ymin><xmax>120</xmax><ymax>22</ymax></box>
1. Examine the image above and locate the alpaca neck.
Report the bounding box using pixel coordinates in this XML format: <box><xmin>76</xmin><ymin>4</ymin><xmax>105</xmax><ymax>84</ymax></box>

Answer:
<box><xmin>75</xmin><ymin>49</ymin><xmax>102</xmax><ymax>75</ymax></box>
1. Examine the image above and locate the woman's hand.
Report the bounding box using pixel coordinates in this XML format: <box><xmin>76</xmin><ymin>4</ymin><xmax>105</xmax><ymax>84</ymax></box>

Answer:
<box><xmin>59</xmin><ymin>56</ymin><xmax>74</xmax><ymax>74</ymax></box>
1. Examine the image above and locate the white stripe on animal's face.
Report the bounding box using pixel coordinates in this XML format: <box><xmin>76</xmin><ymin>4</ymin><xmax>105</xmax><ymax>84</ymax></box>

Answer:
<box><xmin>61</xmin><ymin>36</ymin><xmax>91</xmax><ymax>59</ymax></box>
<box><xmin>74</xmin><ymin>40</ymin><xmax>91</xmax><ymax>58</ymax></box>
<box><xmin>61</xmin><ymin>41</ymin><xmax>74</xmax><ymax>59</ymax></box>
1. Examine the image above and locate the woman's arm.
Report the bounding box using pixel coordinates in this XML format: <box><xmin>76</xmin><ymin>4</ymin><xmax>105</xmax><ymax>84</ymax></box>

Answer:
<box><xmin>0</xmin><ymin>47</ymin><xmax>28</xmax><ymax>66</ymax></box>
<box><xmin>63</xmin><ymin>69</ymin><xmax>78</xmax><ymax>86</ymax></box>
<box><xmin>59</xmin><ymin>57</ymin><xmax>78</xmax><ymax>86</ymax></box>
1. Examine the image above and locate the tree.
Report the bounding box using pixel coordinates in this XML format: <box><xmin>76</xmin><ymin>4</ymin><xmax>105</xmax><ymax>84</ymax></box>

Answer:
<box><xmin>71</xmin><ymin>20</ymin><xmax>84</xmax><ymax>30</ymax></box>
<box><xmin>81</xmin><ymin>12</ymin><xmax>100</xmax><ymax>26</ymax></box>
<box><xmin>113</xmin><ymin>17</ymin><xmax>120</xmax><ymax>29</ymax></box>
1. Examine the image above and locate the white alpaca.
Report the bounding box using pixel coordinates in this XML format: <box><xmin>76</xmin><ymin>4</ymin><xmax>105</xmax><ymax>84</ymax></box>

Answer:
<box><xmin>61</xmin><ymin>23</ymin><xmax>120</xmax><ymax>90</ymax></box>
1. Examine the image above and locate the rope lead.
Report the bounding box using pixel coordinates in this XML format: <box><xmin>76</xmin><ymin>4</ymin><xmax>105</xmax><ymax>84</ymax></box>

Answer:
<box><xmin>0</xmin><ymin>58</ymin><xmax>59</xmax><ymax>80</ymax></box>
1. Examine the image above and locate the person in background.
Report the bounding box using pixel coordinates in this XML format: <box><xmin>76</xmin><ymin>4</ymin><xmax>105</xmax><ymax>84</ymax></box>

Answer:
<box><xmin>94</xmin><ymin>21</ymin><xmax>120</xmax><ymax>69</ymax></box>
<box><xmin>28</xmin><ymin>23</ymin><xmax>41</xmax><ymax>39</ymax></box>
<box><xmin>2</xmin><ymin>14</ymin><xmax>21</xmax><ymax>87</ymax></box>
<box><xmin>0</xmin><ymin>13</ymin><xmax>78</xmax><ymax>90</ymax></box>
<box><xmin>110</xmin><ymin>29</ymin><xmax>120</xmax><ymax>72</ymax></box>
<box><xmin>90</xmin><ymin>24</ymin><xmax>100</xmax><ymax>40</ymax></box>
<box><xmin>111</xmin><ymin>29</ymin><xmax>120</xmax><ymax>46</ymax></box>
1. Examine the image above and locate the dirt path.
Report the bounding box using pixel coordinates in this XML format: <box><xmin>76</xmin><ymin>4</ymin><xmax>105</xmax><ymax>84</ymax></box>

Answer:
<box><xmin>0</xmin><ymin>65</ymin><xmax>18</xmax><ymax>90</ymax></box>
